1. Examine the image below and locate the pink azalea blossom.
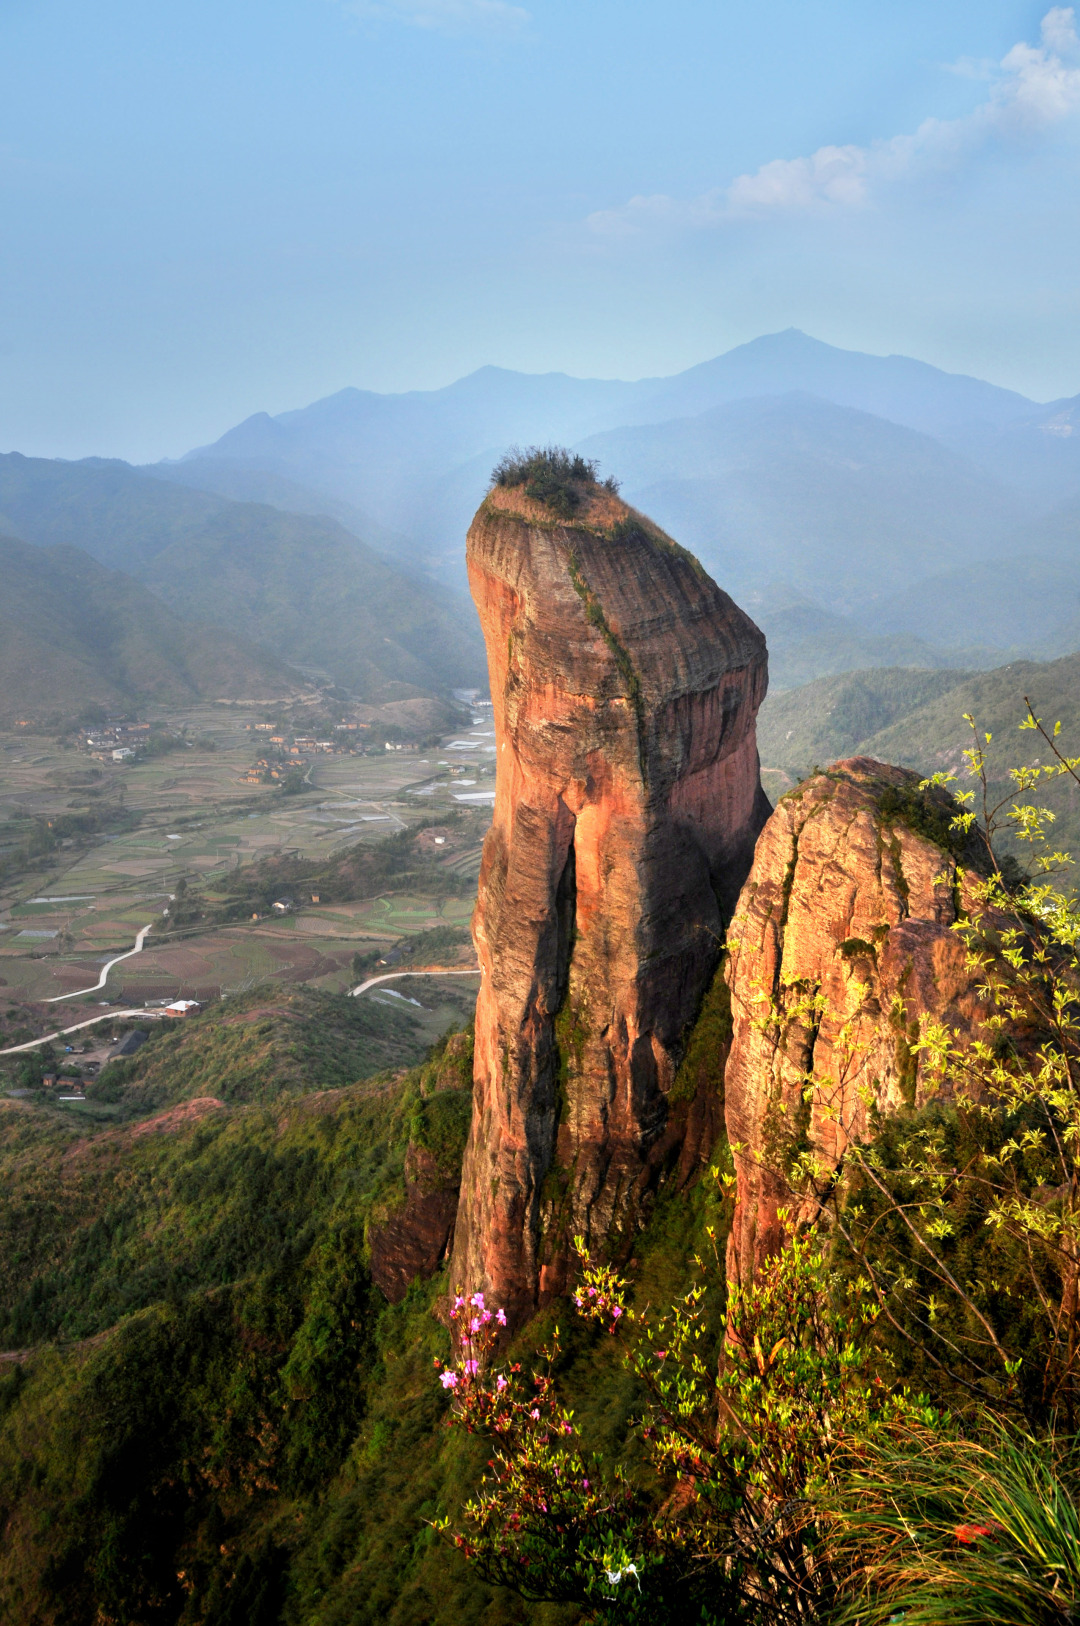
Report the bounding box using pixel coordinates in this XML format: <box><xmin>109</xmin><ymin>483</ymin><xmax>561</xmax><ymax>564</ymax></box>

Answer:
<box><xmin>496</xmin><ymin>1308</ymin><xmax>507</xmax><ymax>1326</ymax></box>
<box><xmin>464</xmin><ymin>1359</ymin><xmax>479</xmax><ymax>1376</ymax></box>
<box><xmin>439</xmin><ymin>1371</ymin><xmax>458</xmax><ymax>1389</ymax></box>
<box><xmin>470</xmin><ymin>1317</ymin><xmax>481</xmax><ymax>1333</ymax></box>
<box><xmin>583</xmin><ymin>1479</ymin><xmax>590</xmax><ymax>1489</ymax></box>
<box><xmin>612</xmin><ymin>1306</ymin><xmax>623</xmax><ymax>1319</ymax></box>
<box><xmin>496</xmin><ymin>1374</ymin><xmax>508</xmax><ymax>1391</ymax></box>
<box><xmin>531</xmin><ymin>1408</ymin><xmax>540</xmax><ymax>1419</ymax></box>
<box><xmin>471</xmin><ymin>1292</ymin><xmax>485</xmax><ymax>1309</ymax></box>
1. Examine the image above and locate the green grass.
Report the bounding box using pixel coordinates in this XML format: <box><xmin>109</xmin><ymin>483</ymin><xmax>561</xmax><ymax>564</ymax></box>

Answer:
<box><xmin>831</xmin><ymin>1423</ymin><xmax>1080</xmax><ymax>1625</ymax></box>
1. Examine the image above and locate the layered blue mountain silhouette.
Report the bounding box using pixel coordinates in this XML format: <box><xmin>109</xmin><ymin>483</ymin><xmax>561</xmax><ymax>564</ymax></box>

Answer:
<box><xmin>3</xmin><ymin>330</ymin><xmax>1078</xmax><ymax>699</ymax></box>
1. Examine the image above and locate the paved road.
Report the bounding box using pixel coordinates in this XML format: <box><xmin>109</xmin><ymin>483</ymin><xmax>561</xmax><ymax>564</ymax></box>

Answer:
<box><xmin>44</xmin><ymin>923</ymin><xmax>155</xmax><ymax>1004</ymax></box>
<box><xmin>0</xmin><ymin>1008</ymin><xmax>157</xmax><ymax>1057</ymax></box>
<box><xmin>350</xmin><ymin>966</ymin><xmax>481</xmax><ymax>998</ymax></box>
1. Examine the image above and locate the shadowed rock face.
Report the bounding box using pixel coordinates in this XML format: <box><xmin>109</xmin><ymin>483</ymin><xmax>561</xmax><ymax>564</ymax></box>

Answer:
<box><xmin>724</xmin><ymin>758</ymin><xmax>993</xmax><ymax>1285</ymax></box>
<box><xmin>452</xmin><ymin>482</ymin><xmax>770</xmax><ymax>1323</ymax></box>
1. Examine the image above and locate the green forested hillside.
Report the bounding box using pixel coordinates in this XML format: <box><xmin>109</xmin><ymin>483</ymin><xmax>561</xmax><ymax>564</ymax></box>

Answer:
<box><xmin>0</xmin><ymin>1000</ymin><xmax>722</xmax><ymax>1626</ymax></box>
<box><xmin>0</xmin><ymin>454</ymin><xmax>485</xmax><ymax>701</ymax></box>
<box><xmin>0</xmin><ymin>534</ymin><xmax>295</xmax><ymax>721</ymax></box>
<box><xmin>757</xmin><ymin>653</ymin><xmax>1080</xmax><ymax>856</ymax></box>
<box><xmin>85</xmin><ymin>985</ymin><xmax>428</xmax><ymax>1117</ymax></box>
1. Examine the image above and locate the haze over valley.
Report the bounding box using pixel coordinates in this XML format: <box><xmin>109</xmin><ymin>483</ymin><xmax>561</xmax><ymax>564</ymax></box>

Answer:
<box><xmin>6</xmin><ymin>2</ymin><xmax>1080</xmax><ymax>1620</ymax></box>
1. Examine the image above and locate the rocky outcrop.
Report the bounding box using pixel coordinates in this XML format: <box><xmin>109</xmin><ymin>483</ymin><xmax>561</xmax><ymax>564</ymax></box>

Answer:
<box><xmin>452</xmin><ymin>480</ymin><xmax>770</xmax><ymax>1323</ymax></box>
<box><xmin>368</xmin><ymin>1033</ymin><xmax>475</xmax><ymax>1304</ymax></box>
<box><xmin>724</xmin><ymin>758</ymin><xmax>993</xmax><ymax>1284</ymax></box>
<box><xmin>369</xmin><ymin>1140</ymin><xmax>460</xmax><ymax>1305</ymax></box>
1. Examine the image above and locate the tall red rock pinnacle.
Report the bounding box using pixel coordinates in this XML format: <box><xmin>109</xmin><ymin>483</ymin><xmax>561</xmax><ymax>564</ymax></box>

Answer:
<box><xmin>724</xmin><ymin>758</ymin><xmax>994</xmax><ymax>1285</ymax></box>
<box><xmin>452</xmin><ymin>469</ymin><xmax>770</xmax><ymax>1322</ymax></box>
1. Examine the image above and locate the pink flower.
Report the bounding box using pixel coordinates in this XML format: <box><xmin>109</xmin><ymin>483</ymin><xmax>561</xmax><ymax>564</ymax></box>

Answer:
<box><xmin>439</xmin><ymin>1371</ymin><xmax>458</xmax><ymax>1389</ymax></box>
<box><xmin>471</xmin><ymin>1292</ymin><xmax>486</xmax><ymax>1310</ymax></box>
<box><xmin>612</xmin><ymin>1306</ymin><xmax>622</xmax><ymax>1319</ymax></box>
<box><xmin>656</xmin><ymin>1350</ymin><xmax>667</xmax><ymax>1359</ymax></box>
<box><xmin>496</xmin><ymin>1375</ymin><xmax>508</xmax><ymax>1391</ymax></box>
<box><xmin>531</xmin><ymin>1408</ymin><xmax>540</xmax><ymax>1419</ymax></box>
<box><xmin>587</xmin><ymin>1287</ymin><xmax>597</xmax><ymax>1298</ymax></box>
<box><xmin>454</xmin><ymin>1295</ymin><xmax>465</xmax><ymax>1308</ymax></box>
<box><xmin>470</xmin><ymin>1317</ymin><xmax>481</xmax><ymax>1333</ymax></box>
<box><xmin>464</xmin><ymin>1359</ymin><xmax>479</xmax><ymax>1376</ymax></box>
<box><xmin>583</xmin><ymin>1479</ymin><xmax>589</xmax><ymax>1489</ymax></box>
<box><xmin>481</xmin><ymin>1310</ymin><xmax>492</xmax><ymax>1324</ymax></box>
<box><xmin>496</xmin><ymin>1308</ymin><xmax>507</xmax><ymax>1326</ymax></box>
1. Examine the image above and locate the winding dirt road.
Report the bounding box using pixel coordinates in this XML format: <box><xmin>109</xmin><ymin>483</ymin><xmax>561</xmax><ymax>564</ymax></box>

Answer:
<box><xmin>44</xmin><ymin>923</ymin><xmax>155</xmax><ymax>1004</ymax></box>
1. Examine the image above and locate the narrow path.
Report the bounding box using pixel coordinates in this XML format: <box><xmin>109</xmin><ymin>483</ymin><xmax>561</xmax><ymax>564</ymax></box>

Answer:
<box><xmin>0</xmin><ymin>1008</ymin><xmax>155</xmax><ymax>1056</ymax></box>
<box><xmin>44</xmin><ymin>923</ymin><xmax>155</xmax><ymax>1004</ymax></box>
<box><xmin>350</xmin><ymin>966</ymin><xmax>481</xmax><ymax>998</ymax></box>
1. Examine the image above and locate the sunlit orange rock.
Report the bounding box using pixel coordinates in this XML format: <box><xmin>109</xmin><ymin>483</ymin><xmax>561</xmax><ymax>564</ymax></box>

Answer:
<box><xmin>452</xmin><ymin>478</ymin><xmax>769</xmax><ymax>1323</ymax></box>
<box><xmin>724</xmin><ymin>758</ymin><xmax>994</xmax><ymax>1284</ymax></box>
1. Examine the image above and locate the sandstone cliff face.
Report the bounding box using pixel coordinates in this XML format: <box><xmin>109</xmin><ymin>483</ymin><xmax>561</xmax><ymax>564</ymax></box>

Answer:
<box><xmin>369</xmin><ymin>1032</ymin><xmax>474</xmax><ymax>1303</ymax></box>
<box><xmin>453</xmin><ymin>482</ymin><xmax>770</xmax><ymax>1322</ymax></box>
<box><xmin>724</xmin><ymin>758</ymin><xmax>991</xmax><ymax>1284</ymax></box>
<box><xmin>369</xmin><ymin>1140</ymin><xmax>460</xmax><ymax>1305</ymax></box>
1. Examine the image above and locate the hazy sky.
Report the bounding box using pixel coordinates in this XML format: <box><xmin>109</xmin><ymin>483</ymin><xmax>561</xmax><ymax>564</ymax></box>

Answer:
<box><xmin>2</xmin><ymin>1</ymin><xmax>1080</xmax><ymax>460</ymax></box>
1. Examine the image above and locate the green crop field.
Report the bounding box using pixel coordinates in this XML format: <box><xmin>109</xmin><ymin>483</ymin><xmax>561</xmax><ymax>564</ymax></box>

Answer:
<box><xmin>0</xmin><ymin>702</ymin><xmax>492</xmax><ymax>1036</ymax></box>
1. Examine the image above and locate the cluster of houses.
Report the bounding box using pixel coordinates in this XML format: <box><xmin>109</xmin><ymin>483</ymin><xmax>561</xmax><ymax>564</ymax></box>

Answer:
<box><xmin>242</xmin><ymin>755</ymin><xmax>310</xmax><ymax>785</ymax></box>
<box><xmin>37</xmin><ymin>999</ymin><xmax>203</xmax><ymax>1094</ymax></box>
<box><xmin>83</xmin><ymin>721</ymin><xmax>151</xmax><ymax>762</ymax></box>
<box><xmin>239</xmin><ymin>720</ymin><xmax>383</xmax><ymax>785</ymax></box>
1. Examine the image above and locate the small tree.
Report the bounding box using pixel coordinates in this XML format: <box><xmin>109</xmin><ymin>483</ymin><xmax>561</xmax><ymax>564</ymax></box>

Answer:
<box><xmin>817</xmin><ymin>708</ymin><xmax>1080</xmax><ymax>1424</ymax></box>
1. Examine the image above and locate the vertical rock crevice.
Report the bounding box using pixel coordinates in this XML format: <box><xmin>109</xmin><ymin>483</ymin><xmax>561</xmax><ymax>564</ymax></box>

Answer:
<box><xmin>452</xmin><ymin>478</ymin><xmax>769</xmax><ymax>1322</ymax></box>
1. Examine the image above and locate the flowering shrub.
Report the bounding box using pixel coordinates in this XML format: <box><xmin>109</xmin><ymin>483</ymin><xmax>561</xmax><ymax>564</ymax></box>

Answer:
<box><xmin>817</xmin><ymin>709</ymin><xmax>1080</xmax><ymax>1424</ymax></box>
<box><xmin>436</xmin><ymin>1228</ymin><xmax>929</xmax><ymax>1623</ymax></box>
<box><xmin>432</xmin><ymin>1292</ymin><xmax>693</xmax><ymax>1619</ymax></box>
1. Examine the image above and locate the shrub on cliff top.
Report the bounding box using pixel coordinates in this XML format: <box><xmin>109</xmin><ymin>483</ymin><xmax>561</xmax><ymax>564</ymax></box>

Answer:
<box><xmin>492</xmin><ymin>444</ymin><xmax>618</xmax><ymax>519</ymax></box>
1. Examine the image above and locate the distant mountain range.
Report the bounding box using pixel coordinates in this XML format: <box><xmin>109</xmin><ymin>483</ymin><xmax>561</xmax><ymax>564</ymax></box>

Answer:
<box><xmin>0</xmin><ymin>453</ymin><xmax>486</xmax><ymax>705</ymax></box>
<box><xmin>0</xmin><ymin>534</ymin><xmax>295</xmax><ymax>721</ymax></box>
<box><xmin>157</xmin><ymin>328</ymin><xmax>1080</xmax><ymax>685</ymax></box>
<box><xmin>3</xmin><ymin>329</ymin><xmax>1079</xmax><ymax>711</ymax></box>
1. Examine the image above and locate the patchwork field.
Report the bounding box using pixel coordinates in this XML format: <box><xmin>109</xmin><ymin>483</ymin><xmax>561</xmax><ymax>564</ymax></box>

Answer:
<box><xmin>0</xmin><ymin>700</ymin><xmax>494</xmax><ymax>1058</ymax></box>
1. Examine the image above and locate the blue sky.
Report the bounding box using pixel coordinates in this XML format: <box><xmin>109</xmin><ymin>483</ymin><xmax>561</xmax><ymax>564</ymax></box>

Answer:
<box><xmin>2</xmin><ymin>1</ymin><xmax>1079</xmax><ymax>459</ymax></box>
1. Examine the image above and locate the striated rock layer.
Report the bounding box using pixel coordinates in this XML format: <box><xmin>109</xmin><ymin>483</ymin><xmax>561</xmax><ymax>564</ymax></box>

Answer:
<box><xmin>724</xmin><ymin>758</ymin><xmax>993</xmax><ymax>1285</ymax></box>
<box><xmin>453</xmin><ymin>482</ymin><xmax>770</xmax><ymax>1322</ymax></box>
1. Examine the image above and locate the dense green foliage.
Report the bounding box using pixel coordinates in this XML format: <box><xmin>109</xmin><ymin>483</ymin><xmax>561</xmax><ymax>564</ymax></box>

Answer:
<box><xmin>0</xmin><ymin>999</ymin><xmax>738</xmax><ymax>1626</ymax></box>
<box><xmin>86</xmin><ymin>983</ymin><xmax>424</xmax><ymax>1115</ymax></box>
<box><xmin>492</xmin><ymin>447</ymin><xmax>616</xmax><ymax>519</ymax></box>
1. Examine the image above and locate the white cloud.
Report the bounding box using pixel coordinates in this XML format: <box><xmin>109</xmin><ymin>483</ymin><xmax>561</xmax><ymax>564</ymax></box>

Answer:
<box><xmin>337</xmin><ymin>0</ymin><xmax>529</xmax><ymax>35</ymax></box>
<box><xmin>586</xmin><ymin>8</ymin><xmax>1080</xmax><ymax>237</ymax></box>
